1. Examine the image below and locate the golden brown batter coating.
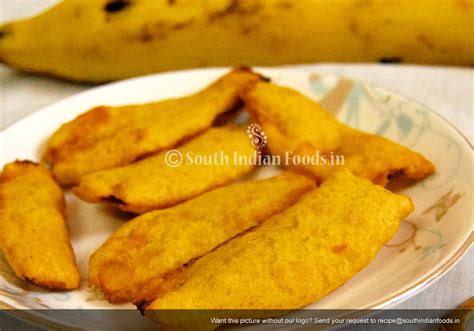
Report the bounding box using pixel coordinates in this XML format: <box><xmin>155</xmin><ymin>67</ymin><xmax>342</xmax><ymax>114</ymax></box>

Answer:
<box><xmin>242</xmin><ymin>80</ymin><xmax>435</xmax><ymax>186</ymax></box>
<box><xmin>44</xmin><ymin>68</ymin><xmax>263</xmax><ymax>185</ymax></box>
<box><xmin>145</xmin><ymin>170</ymin><xmax>414</xmax><ymax>330</ymax></box>
<box><xmin>0</xmin><ymin>161</ymin><xmax>79</xmax><ymax>290</ymax></box>
<box><xmin>73</xmin><ymin>125</ymin><xmax>259</xmax><ymax>213</ymax></box>
<box><xmin>89</xmin><ymin>172</ymin><xmax>315</xmax><ymax>304</ymax></box>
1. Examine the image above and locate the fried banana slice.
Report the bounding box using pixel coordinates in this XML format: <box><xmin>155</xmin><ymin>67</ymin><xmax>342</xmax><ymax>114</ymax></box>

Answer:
<box><xmin>74</xmin><ymin>125</ymin><xmax>257</xmax><ymax>213</ymax></box>
<box><xmin>242</xmin><ymin>81</ymin><xmax>435</xmax><ymax>186</ymax></box>
<box><xmin>89</xmin><ymin>172</ymin><xmax>315</xmax><ymax>304</ymax></box>
<box><xmin>44</xmin><ymin>67</ymin><xmax>263</xmax><ymax>185</ymax></box>
<box><xmin>145</xmin><ymin>170</ymin><xmax>414</xmax><ymax>330</ymax></box>
<box><xmin>0</xmin><ymin>161</ymin><xmax>79</xmax><ymax>290</ymax></box>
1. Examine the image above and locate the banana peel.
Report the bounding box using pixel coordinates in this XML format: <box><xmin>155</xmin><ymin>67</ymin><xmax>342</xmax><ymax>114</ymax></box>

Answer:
<box><xmin>0</xmin><ymin>0</ymin><xmax>472</xmax><ymax>82</ymax></box>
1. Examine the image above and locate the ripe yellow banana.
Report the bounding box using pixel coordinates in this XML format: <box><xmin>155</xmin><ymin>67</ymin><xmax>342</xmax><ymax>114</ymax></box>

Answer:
<box><xmin>0</xmin><ymin>0</ymin><xmax>472</xmax><ymax>82</ymax></box>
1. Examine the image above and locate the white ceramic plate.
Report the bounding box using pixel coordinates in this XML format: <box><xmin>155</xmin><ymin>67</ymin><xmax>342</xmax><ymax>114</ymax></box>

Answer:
<box><xmin>0</xmin><ymin>68</ymin><xmax>472</xmax><ymax>330</ymax></box>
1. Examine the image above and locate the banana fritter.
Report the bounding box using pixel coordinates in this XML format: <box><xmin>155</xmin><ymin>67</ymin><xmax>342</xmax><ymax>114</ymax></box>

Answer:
<box><xmin>44</xmin><ymin>68</ymin><xmax>263</xmax><ymax>185</ymax></box>
<box><xmin>242</xmin><ymin>80</ymin><xmax>435</xmax><ymax>186</ymax></box>
<box><xmin>145</xmin><ymin>170</ymin><xmax>414</xmax><ymax>330</ymax></box>
<box><xmin>74</xmin><ymin>126</ymin><xmax>258</xmax><ymax>213</ymax></box>
<box><xmin>0</xmin><ymin>161</ymin><xmax>79</xmax><ymax>290</ymax></box>
<box><xmin>89</xmin><ymin>172</ymin><xmax>315</xmax><ymax>303</ymax></box>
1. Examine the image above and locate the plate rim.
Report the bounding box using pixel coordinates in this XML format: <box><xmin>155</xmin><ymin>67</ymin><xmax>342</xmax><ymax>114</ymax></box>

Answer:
<box><xmin>1</xmin><ymin>66</ymin><xmax>473</xmax><ymax>145</ymax></box>
<box><xmin>0</xmin><ymin>67</ymin><xmax>472</xmax><ymax>329</ymax></box>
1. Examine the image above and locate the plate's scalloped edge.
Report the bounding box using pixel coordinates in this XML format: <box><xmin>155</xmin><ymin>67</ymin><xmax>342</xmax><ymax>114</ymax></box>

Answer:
<box><xmin>369</xmin><ymin>231</ymin><xmax>473</xmax><ymax>310</ymax></box>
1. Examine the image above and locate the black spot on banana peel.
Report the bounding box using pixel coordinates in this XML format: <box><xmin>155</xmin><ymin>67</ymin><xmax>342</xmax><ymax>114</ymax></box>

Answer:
<box><xmin>138</xmin><ymin>19</ymin><xmax>195</xmax><ymax>42</ymax></box>
<box><xmin>209</xmin><ymin>0</ymin><xmax>263</xmax><ymax>23</ymax></box>
<box><xmin>104</xmin><ymin>0</ymin><xmax>131</xmax><ymax>13</ymax></box>
<box><xmin>277</xmin><ymin>1</ymin><xmax>293</xmax><ymax>9</ymax></box>
<box><xmin>0</xmin><ymin>24</ymin><xmax>12</xmax><ymax>39</ymax></box>
<box><xmin>379</xmin><ymin>57</ymin><xmax>403</xmax><ymax>64</ymax></box>
<box><xmin>0</xmin><ymin>25</ymin><xmax>11</xmax><ymax>66</ymax></box>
